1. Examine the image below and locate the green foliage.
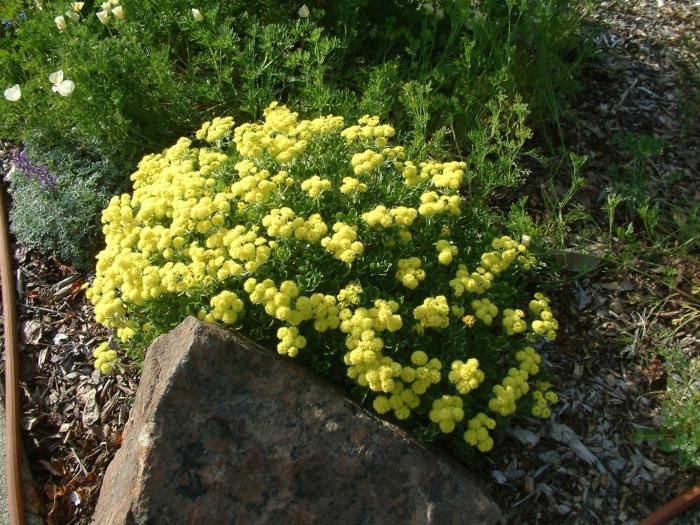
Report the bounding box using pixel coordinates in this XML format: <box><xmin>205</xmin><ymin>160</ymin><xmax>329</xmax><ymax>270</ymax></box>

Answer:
<box><xmin>631</xmin><ymin>310</ymin><xmax>700</xmax><ymax>469</ymax></box>
<box><xmin>8</xmin><ymin>139</ymin><xmax>123</xmax><ymax>270</ymax></box>
<box><xmin>0</xmin><ymin>0</ymin><xmax>586</xmax><ymax>266</ymax></box>
<box><xmin>1</xmin><ymin>0</ymin><xmax>586</xmax><ymax>165</ymax></box>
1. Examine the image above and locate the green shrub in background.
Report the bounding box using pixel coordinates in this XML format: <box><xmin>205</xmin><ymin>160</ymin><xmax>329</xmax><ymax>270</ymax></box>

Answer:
<box><xmin>0</xmin><ymin>0</ymin><xmax>586</xmax><ymax>164</ymax></box>
<box><xmin>1</xmin><ymin>0</ymin><xmax>585</xmax><ymax>266</ymax></box>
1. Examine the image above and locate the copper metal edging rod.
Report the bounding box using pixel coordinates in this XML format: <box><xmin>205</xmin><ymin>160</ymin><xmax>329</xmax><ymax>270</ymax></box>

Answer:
<box><xmin>638</xmin><ymin>484</ymin><xmax>700</xmax><ymax>525</ymax></box>
<box><xmin>0</xmin><ymin>182</ymin><xmax>26</xmax><ymax>525</ymax></box>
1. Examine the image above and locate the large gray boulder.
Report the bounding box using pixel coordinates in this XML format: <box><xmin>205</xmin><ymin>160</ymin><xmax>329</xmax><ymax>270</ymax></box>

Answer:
<box><xmin>93</xmin><ymin>317</ymin><xmax>502</xmax><ymax>524</ymax></box>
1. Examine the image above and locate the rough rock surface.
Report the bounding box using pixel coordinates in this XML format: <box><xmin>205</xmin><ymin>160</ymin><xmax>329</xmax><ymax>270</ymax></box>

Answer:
<box><xmin>93</xmin><ymin>317</ymin><xmax>502</xmax><ymax>525</ymax></box>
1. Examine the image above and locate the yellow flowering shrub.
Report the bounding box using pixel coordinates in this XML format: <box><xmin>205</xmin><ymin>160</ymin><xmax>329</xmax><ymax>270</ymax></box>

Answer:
<box><xmin>86</xmin><ymin>103</ymin><xmax>560</xmax><ymax>454</ymax></box>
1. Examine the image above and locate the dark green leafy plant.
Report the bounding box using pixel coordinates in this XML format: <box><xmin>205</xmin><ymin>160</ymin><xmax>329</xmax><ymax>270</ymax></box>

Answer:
<box><xmin>0</xmin><ymin>0</ymin><xmax>586</xmax><ymax>265</ymax></box>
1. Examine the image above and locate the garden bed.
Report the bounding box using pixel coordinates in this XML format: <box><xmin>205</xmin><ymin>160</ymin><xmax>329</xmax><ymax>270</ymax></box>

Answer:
<box><xmin>1</xmin><ymin>0</ymin><xmax>699</xmax><ymax>523</ymax></box>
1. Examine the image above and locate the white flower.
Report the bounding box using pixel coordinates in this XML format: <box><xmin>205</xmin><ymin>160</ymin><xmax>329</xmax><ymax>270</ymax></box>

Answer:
<box><xmin>110</xmin><ymin>0</ymin><xmax>120</xmax><ymax>5</ymax></box>
<box><xmin>191</xmin><ymin>8</ymin><xmax>204</xmax><ymax>22</ymax></box>
<box><xmin>52</xmin><ymin>80</ymin><xmax>75</xmax><ymax>97</ymax></box>
<box><xmin>96</xmin><ymin>10</ymin><xmax>110</xmax><ymax>24</ymax></box>
<box><xmin>112</xmin><ymin>5</ymin><xmax>124</xmax><ymax>19</ymax></box>
<box><xmin>49</xmin><ymin>70</ymin><xmax>75</xmax><ymax>97</ymax></box>
<box><xmin>71</xmin><ymin>2</ymin><xmax>84</xmax><ymax>11</ymax></box>
<box><xmin>48</xmin><ymin>70</ymin><xmax>64</xmax><ymax>85</ymax></box>
<box><xmin>54</xmin><ymin>15</ymin><xmax>67</xmax><ymax>31</ymax></box>
<box><xmin>3</xmin><ymin>84</ymin><xmax>21</xmax><ymax>102</ymax></box>
<box><xmin>298</xmin><ymin>4</ymin><xmax>309</xmax><ymax>17</ymax></box>
<box><xmin>100</xmin><ymin>1</ymin><xmax>112</xmax><ymax>12</ymax></box>
<box><xmin>66</xmin><ymin>11</ymin><xmax>80</xmax><ymax>23</ymax></box>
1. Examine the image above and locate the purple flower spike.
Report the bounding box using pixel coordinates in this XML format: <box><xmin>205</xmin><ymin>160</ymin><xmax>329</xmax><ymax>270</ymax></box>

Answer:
<box><xmin>11</xmin><ymin>149</ymin><xmax>57</xmax><ymax>191</ymax></box>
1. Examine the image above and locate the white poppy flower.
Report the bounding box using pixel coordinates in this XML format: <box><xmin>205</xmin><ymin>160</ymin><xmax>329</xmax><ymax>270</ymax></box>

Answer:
<box><xmin>100</xmin><ymin>1</ymin><xmax>112</xmax><ymax>12</ymax></box>
<box><xmin>54</xmin><ymin>15</ymin><xmax>67</xmax><ymax>31</ymax></box>
<box><xmin>49</xmin><ymin>70</ymin><xmax>64</xmax><ymax>85</ymax></box>
<box><xmin>66</xmin><ymin>11</ymin><xmax>80</xmax><ymax>22</ymax></box>
<box><xmin>3</xmin><ymin>84</ymin><xmax>21</xmax><ymax>102</ymax></box>
<box><xmin>112</xmin><ymin>5</ymin><xmax>124</xmax><ymax>19</ymax></box>
<box><xmin>52</xmin><ymin>80</ymin><xmax>75</xmax><ymax>97</ymax></box>
<box><xmin>298</xmin><ymin>4</ymin><xmax>310</xmax><ymax>17</ymax></box>
<box><xmin>110</xmin><ymin>0</ymin><xmax>120</xmax><ymax>5</ymax></box>
<box><xmin>192</xmin><ymin>8</ymin><xmax>204</xmax><ymax>22</ymax></box>
<box><xmin>71</xmin><ymin>2</ymin><xmax>84</xmax><ymax>11</ymax></box>
<box><xmin>96</xmin><ymin>10</ymin><xmax>110</xmax><ymax>24</ymax></box>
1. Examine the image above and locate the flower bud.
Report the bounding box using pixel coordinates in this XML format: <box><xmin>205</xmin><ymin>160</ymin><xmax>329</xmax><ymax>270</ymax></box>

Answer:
<box><xmin>96</xmin><ymin>10</ymin><xmax>109</xmax><ymax>24</ymax></box>
<box><xmin>54</xmin><ymin>15</ymin><xmax>67</xmax><ymax>30</ymax></box>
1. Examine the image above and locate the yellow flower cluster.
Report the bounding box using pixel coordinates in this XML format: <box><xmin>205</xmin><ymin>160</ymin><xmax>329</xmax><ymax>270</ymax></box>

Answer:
<box><xmin>395</xmin><ymin>257</ymin><xmax>425</xmax><ymax>289</ymax></box>
<box><xmin>245</xmin><ymin>278</ymin><xmax>300</xmax><ymax>322</ymax></box>
<box><xmin>243</xmin><ymin>277</ymin><xmax>342</xmax><ymax>332</ymax></box>
<box><xmin>389</xmin><ymin>207</ymin><xmax>418</xmax><ymax>228</ymax></box>
<box><xmin>93</xmin><ymin>342</ymin><xmax>118</xmax><ymax>374</ymax></box>
<box><xmin>450</xmin><ymin>305</ymin><xmax>465</xmax><ymax>318</ymax></box>
<box><xmin>277</xmin><ymin>326</ymin><xmax>307</xmax><ymax>357</ymax></box>
<box><xmin>502</xmin><ymin>308</ymin><xmax>527</xmax><ymax>335</ymax></box>
<box><xmin>321</xmin><ymin>222</ymin><xmax>364</xmax><ymax>264</ymax></box>
<box><xmin>233</xmin><ymin>102</ymin><xmax>343</xmax><ymax>162</ymax></box>
<box><xmin>231</xmin><ymin>162</ymin><xmax>278</xmax><ymax>206</ymax></box>
<box><xmin>372</xmin><ymin>385</ymin><xmax>421</xmax><ymax>421</ymax></box>
<box><xmin>515</xmin><ymin>346</ymin><xmax>542</xmax><ymax>375</ymax></box>
<box><xmin>480</xmin><ymin>236</ymin><xmax>527</xmax><ymax>276</ymax></box>
<box><xmin>461</xmin><ymin>314</ymin><xmax>476</xmax><ymax>327</ymax></box>
<box><xmin>262</xmin><ymin>208</ymin><xmax>328</xmax><ymax>242</ymax></box>
<box><xmin>400</xmin><ymin>161</ymin><xmax>428</xmax><ymax>186</ymax></box>
<box><xmin>532</xmin><ymin>381</ymin><xmax>558</xmax><ymax>418</ymax></box>
<box><xmin>529</xmin><ymin>293</ymin><xmax>559</xmax><ymax>340</ymax></box>
<box><xmin>414</xmin><ymin>296</ymin><xmax>450</xmax><ymax>329</ymax></box>
<box><xmin>196</xmin><ymin>116</ymin><xmax>235</xmax><ymax>142</ymax></box>
<box><xmin>421</xmin><ymin>160</ymin><xmax>467</xmax><ymax>190</ymax></box>
<box><xmin>418</xmin><ymin>191</ymin><xmax>461</xmax><ymax>217</ymax></box>
<box><xmin>224</xmin><ymin>226</ymin><xmax>273</xmax><ymax>272</ymax></box>
<box><xmin>340</xmin><ymin>115</ymin><xmax>396</xmax><ymax>148</ymax></box>
<box><xmin>342</xmin><ymin>308</ymin><xmax>398</xmax><ymax>392</ymax></box>
<box><xmin>206</xmin><ymin>290</ymin><xmax>245</xmax><ymax>325</ymax></box>
<box><xmin>448</xmin><ymin>358</ymin><xmax>485</xmax><ymax>395</ymax></box>
<box><xmin>488</xmin><ymin>368</ymin><xmax>530</xmax><ymax>416</ymax></box>
<box><xmin>301</xmin><ymin>175</ymin><xmax>332</xmax><ymax>198</ymax></box>
<box><xmin>436</xmin><ymin>239</ymin><xmax>458</xmax><ymax>265</ymax></box>
<box><xmin>351</xmin><ymin>149</ymin><xmax>384</xmax><ymax>176</ymax></box>
<box><xmin>337</xmin><ymin>282</ymin><xmax>363</xmax><ymax>307</ymax></box>
<box><xmin>429</xmin><ymin>395</ymin><xmax>465</xmax><ymax>433</ymax></box>
<box><xmin>464</xmin><ymin>413</ymin><xmax>497</xmax><ymax>452</ymax></box>
<box><xmin>449</xmin><ymin>265</ymin><xmax>493</xmax><ymax>296</ymax></box>
<box><xmin>87</xmin><ymin>104</ymin><xmax>559</xmax><ymax>454</ymax></box>
<box><xmin>361</xmin><ymin>205</ymin><xmax>419</xmax><ymax>229</ymax></box>
<box><xmin>408</xmin><ymin>350</ymin><xmax>443</xmax><ymax>394</ymax></box>
<box><xmin>339</xmin><ymin>176</ymin><xmax>368</xmax><ymax>194</ymax></box>
<box><xmin>361</xmin><ymin>205</ymin><xmax>393</xmax><ymax>228</ymax></box>
<box><xmin>471</xmin><ymin>298</ymin><xmax>499</xmax><ymax>325</ymax></box>
<box><xmin>367</xmin><ymin>352</ymin><xmax>440</xmax><ymax>420</ymax></box>
<box><xmin>382</xmin><ymin>145</ymin><xmax>405</xmax><ymax>161</ymax></box>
